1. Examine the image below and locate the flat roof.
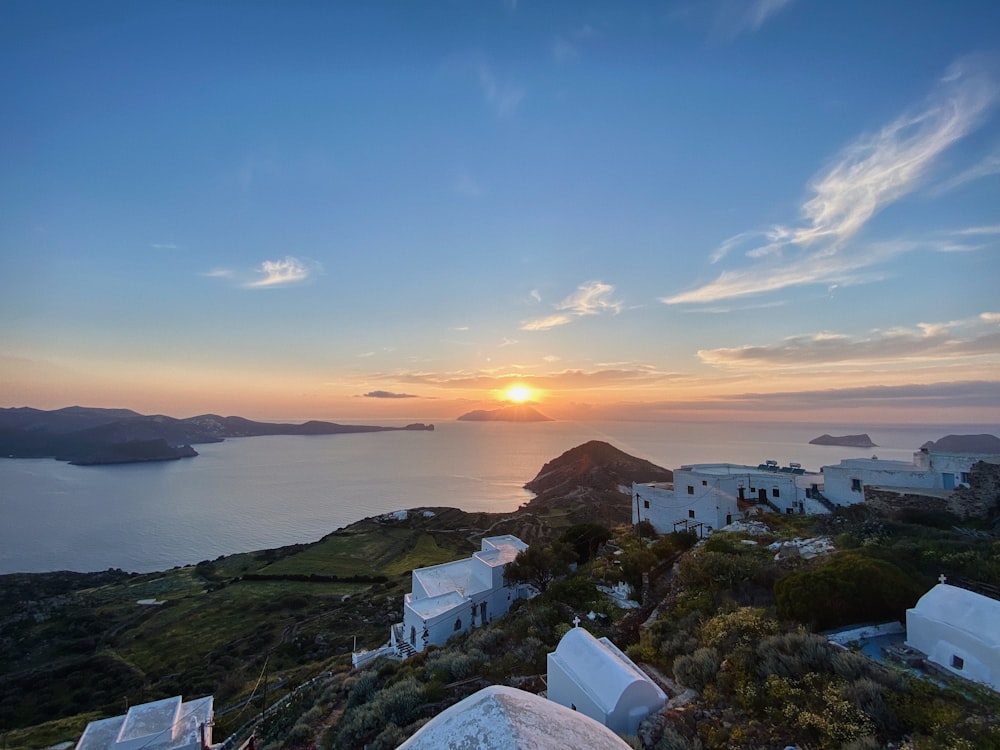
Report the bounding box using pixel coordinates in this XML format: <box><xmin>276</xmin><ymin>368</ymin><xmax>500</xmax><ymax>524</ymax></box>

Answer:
<box><xmin>828</xmin><ymin>458</ymin><xmax>915</xmax><ymax>470</ymax></box>
<box><xmin>75</xmin><ymin>696</ymin><xmax>213</xmax><ymax>750</ymax></box>
<box><xmin>475</xmin><ymin>544</ymin><xmax>520</xmax><ymax>567</ymax></box>
<box><xmin>677</xmin><ymin>463</ymin><xmax>819</xmax><ymax>477</ymax></box>
<box><xmin>414</xmin><ymin>559</ymin><xmax>477</xmax><ymax>598</ymax></box>
<box><xmin>407</xmin><ymin>590</ymin><xmax>468</xmax><ymax>619</ymax></box>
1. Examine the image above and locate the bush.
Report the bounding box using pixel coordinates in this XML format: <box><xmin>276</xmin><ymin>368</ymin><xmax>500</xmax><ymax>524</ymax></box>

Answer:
<box><xmin>672</xmin><ymin>647</ymin><xmax>719</xmax><ymax>692</ymax></box>
<box><xmin>560</xmin><ymin>523</ymin><xmax>612</xmax><ymax>562</ymax></box>
<box><xmin>344</xmin><ymin>670</ymin><xmax>379</xmax><ymax>708</ymax></box>
<box><xmin>775</xmin><ymin>551</ymin><xmax>923</xmax><ymax>630</ymax></box>
<box><xmin>285</xmin><ymin>722</ymin><xmax>312</xmax><ymax>746</ymax></box>
<box><xmin>755</xmin><ymin>631</ymin><xmax>836</xmax><ymax>680</ymax></box>
<box><xmin>699</xmin><ymin>608</ymin><xmax>778</xmax><ymax>653</ymax></box>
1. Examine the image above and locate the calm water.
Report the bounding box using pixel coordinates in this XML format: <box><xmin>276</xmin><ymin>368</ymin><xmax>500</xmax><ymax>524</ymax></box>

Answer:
<box><xmin>0</xmin><ymin>419</ymin><xmax>993</xmax><ymax>574</ymax></box>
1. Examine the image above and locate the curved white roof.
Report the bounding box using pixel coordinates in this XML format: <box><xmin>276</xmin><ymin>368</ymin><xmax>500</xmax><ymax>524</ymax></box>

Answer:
<box><xmin>550</xmin><ymin>627</ymin><xmax>665</xmax><ymax>714</ymax></box>
<box><xmin>396</xmin><ymin>685</ymin><xmax>630</xmax><ymax>750</ymax></box>
<box><xmin>910</xmin><ymin>584</ymin><xmax>1000</xmax><ymax>647</ymax></box>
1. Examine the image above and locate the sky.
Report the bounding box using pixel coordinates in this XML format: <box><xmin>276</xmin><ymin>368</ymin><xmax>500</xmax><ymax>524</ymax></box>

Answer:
<box><xmin>1</xmin><ymin>0</ymin><xmax>999</xmax><ymax>424</ymax></box>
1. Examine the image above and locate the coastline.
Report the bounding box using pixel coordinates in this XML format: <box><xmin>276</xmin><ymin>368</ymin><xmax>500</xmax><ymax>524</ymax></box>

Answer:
<box><xmin>1</xmin><ymin>419</ymin><xmax>995</xmax><ymax>575</ymax></box>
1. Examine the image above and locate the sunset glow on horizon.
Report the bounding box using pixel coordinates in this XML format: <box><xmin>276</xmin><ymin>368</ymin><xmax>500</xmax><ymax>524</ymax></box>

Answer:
<box><xmin>2</xmin><ymin>2</ymin><xmax>998</xmax><ymax>426</ymax></box>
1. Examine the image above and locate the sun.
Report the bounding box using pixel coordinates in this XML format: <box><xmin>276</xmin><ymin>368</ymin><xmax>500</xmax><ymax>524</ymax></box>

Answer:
<box><xmin>505</xmin><ymin>385</ymin><xmax>533</xmax><ymax>403</ymax></box>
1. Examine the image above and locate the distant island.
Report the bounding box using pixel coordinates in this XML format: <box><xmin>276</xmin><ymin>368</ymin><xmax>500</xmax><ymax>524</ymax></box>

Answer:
<box><xmin>457</xmin><ymin>404</ymin><xmax>553</xmax><ymax>422</ymax></box>
<box><xmin>0</xmin><ymin>406</ymin><xmax>434</xmax><ymax>465</ymax></box>
<box><xmin>921</xmin><ymin>434</ymin><xmax>1000</xmax><ymax>454</ymax></box>
<box><xmin>809</xmin><ymin>433</ymin><xmax>877</xmax><ymax>448</ymax></box>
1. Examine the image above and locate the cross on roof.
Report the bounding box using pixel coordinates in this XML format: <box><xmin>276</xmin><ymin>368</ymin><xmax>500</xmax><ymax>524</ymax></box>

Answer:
<box><xmin>939</xmin><ymin>573</ymin><xmax>947</xmax><ymax>584</ymax></box>
<box><xmin>572</xmin><ymin>615</ymin><xmax>581</xmax><ymax>628</ymax></box>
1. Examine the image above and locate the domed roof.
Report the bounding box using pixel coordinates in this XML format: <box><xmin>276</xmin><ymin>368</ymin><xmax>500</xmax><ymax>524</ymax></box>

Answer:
<box><xmin>396</xmin><ymin>685</ymin><xmax>631</xmax><ymax>750</ymax></box>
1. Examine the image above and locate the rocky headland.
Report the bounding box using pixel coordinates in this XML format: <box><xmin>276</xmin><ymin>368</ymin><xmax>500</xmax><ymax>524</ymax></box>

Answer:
<box><xmin>522</xmin><ymin>440</ymin><xmax>674</xmax><ymax>527</ymax></box>
<box><xmin>0</xmin><ymin>406</ymin><xmax>434</xmax><ymax>465</ymax></box>
<box><xmin>920</xmin><ymin>433</ymin><xmax>1000</xmax><ymax>454</ymax></box>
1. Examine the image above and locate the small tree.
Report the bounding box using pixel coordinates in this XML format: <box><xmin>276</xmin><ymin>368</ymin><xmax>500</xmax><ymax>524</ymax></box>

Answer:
<box><xmin>503</xmin><ymin>543</ymin><xmax>576</xmax><ymax>592</ymax></box>
<box><xmin>559</xmin><ymin>523</ymin><xmax>612</xmax><ymax>563</ymax></box>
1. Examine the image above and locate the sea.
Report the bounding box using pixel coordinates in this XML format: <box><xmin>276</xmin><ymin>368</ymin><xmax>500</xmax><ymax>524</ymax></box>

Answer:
<box><xmin>1</xmin><ymin>419</ymin><xmax>995</xmax><ymax>575</ymax></box>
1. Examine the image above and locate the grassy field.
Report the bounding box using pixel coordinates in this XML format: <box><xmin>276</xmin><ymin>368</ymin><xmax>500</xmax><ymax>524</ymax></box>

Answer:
<box><xmin>0</xmin><ymin>512</ymin><xmax>505</xmax><ymax>750</ymax></box>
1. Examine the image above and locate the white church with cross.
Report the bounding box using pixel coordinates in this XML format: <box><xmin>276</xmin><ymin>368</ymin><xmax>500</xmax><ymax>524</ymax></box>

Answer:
<box><xmin>905</xmin><ymin>575</ymin><xmax>1000</xmax><ymax>692</ymax></box>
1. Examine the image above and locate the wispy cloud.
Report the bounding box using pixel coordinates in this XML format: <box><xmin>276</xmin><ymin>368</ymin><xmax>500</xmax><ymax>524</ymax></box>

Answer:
<box><xmin>363</xmin><ymin>390</ymin><xmax>419</xmax><ymax>399</ymax></box>
<box><xmin>551</xmin><ymin>36</ymin><xmax>579</xmax><ymax>64</ymax></box>
<box><xmin>372</xmin><ymin>364</ymin><xmax>679</xmax><ymax>392</ymax></box>
<box><xmin>715</xmin><ymin>380</ymin><xmax>1000</xmax><ymax>411</ymax></box>
<box><xmin>928</xmin><ymin>144</ymin><xmax>1000</xmax><ymax>195</ymax></box>
<box><xmin>951</xmin><ymin>224</ymin><xmax>1000</xmax><ymax>236</ymax></box>
<box><xmin>698</xmin><ymin>313</ymin><xmax>1000</xmax><ymax>368</ymax></box>
<box><xmin>665</xmin><ymin>56</ymin><xmax>999</xmax><ymax>305</ymax></box>
<box><xmin>202</xmin><ymin>268</ymin><xmax>234</xmax><ymax>279</ymax></box>
<box><xmin>521</xmin><ymin>281</ymin><xmax>623</xmax><ymax>331</ymax></box>
<box><xmin>712</xmin><ymin>0</ymin><xmax>796</xmax><ymax>40</ymax></box>
<box><xmin>151</xmin><ymin>243</ymin><xmax>178</xmax><ymax>250</ymax></box>
<box><xmin>478</xmin><ymin>64</ymin><xmax>524</xmax><ymax>117</ymax></box>
<box><xmin>245</xmin><ymin>256</ymin><xmax>316</xmax><ymax>289</ymax></box>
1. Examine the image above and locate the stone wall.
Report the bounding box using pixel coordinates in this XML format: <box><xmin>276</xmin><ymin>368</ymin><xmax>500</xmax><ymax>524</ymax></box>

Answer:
<box><xmin>949</xmin><ymin>460</ymin><xmax>1000</xmax><ymax>519</ymax></box>
<box><xmin>864</xmin><ymin>460</ymin><xmax>1000</xmax><ymax>520</ymax></box>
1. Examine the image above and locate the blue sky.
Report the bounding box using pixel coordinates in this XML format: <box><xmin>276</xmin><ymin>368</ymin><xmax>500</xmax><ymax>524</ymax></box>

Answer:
<box><xmin>2</xmin><ymin>0</ymin><xmax>999</xmax><ymax>423</ymax></box>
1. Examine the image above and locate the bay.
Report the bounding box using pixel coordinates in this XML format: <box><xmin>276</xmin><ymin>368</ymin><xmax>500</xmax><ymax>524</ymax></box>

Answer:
<box><xmin>0</xmin><ymin>419</ymin><xmax>993</xmax><ymax>574</ymax></box>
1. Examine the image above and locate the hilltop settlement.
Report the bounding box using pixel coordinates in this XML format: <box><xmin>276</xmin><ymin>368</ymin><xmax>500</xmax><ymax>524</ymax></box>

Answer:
<box><xmin>2</xmin><ymin>435</ymin><xmax>1000</xmax><ymax>750</ymax></box>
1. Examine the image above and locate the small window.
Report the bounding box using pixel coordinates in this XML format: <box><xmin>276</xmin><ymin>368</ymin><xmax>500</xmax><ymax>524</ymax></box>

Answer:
<box><xmin>773</xmin><ymin>487</ymin><xmax>780</xmax><ymax>498</ymax></box>
<box><xmin>454</xmin><ymin>618</ymin><xmax>462</xmax><ymax>631</ymax></box>
<box><xmin>961</xmin><ymin>472</ymin><xmax>970</xmax><ymax>484</ymax></box>
<box><xmin>851</xmin><ymin>478</ymin><xmax>862</xmax><ymax>492</ymax></box>
<box><xmin>687</xmin><ymin>485</ymin><xmax>694</xmax><ymax>495</ymax></box>
<box><xmin>701</xmin><ymin>480</ymin><xmax>707</xmax><ymax>486</ymax></box>
<box><xmin>749</xmin><ymin>487</ymin><xmax>756</xmax><ymax>493</ymax></box>
<box><xmin>952</xmin><ymin>655</ymin><xmax>964</xmax><ymax>670</ymax></box>
<box><xmin>688</xmin><ymin>509</ymin><xmax>695</xmax><ymax>519</ymax></box>
<box><xmin>643</xmin><ymin>500</ymin><xmax>650</xmax><ymax>509</ymax></box>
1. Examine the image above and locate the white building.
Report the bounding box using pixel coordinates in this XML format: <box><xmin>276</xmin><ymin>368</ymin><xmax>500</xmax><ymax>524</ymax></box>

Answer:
<box><xmin>633</xmin><ymin>462</ymin><xmax>825</xmax><ymax>536</ymax></box>
<box><xmin>822</xmin><ymin>449</ymin><xmax>1000</xmax><ymax>507</ymax></box>
<box><xmin>397</xmin><ymin>685</ymin><xmax>631</xmax><ymax>749</ymax></box>
<box><xmin>75</xmin><ymin>695</ymin><xmax>213</xmax><ymax>750</ymax></box>
<box><xmin>905</xmin><ymin>583</ymin><xmax>1000</xmax><ymax>692</ymax></box>
<box><xmin>393</xmin><ymin>535</ymin><xmax>531</xmax><ymax>655</ymax></box>
<box><xmin>547</xmin><ymin>625</ymin><xmax>666</xmax><ymax>735</ymax></box>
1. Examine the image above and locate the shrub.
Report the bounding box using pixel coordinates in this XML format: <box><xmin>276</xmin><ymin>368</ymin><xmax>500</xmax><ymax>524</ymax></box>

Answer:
<box><xmin>345</xmin><ymin>670</ymin><xmax>378</xmax><ymax>709</ymax></box>
<box><xmin>699</xmin><ymin>607</ymin><xmax>779</xmax><ymax>653</ymax></box>
<box><xmin>284</xmin><ymin>722</ymin><xmax>312</xmax><ymax>746</ymax></box>
<box><xmin>560</xmin><ymin>523</ymin><xmax>612</xmax><ymax>562</ymax></box>
<box><xmin>775</xmin><ymin>551</ymin><xmax>922</xmax><ymax>630</ymax></box>
<box><xmin>654</xmin><ymin>725</ymin><xmax>703</xmax><ymax>750</ymax></box>
<box><xmin>672</xmin><ymin>647</ymin><xmax>719</xmax><ymax>692</ymax></box>
<box><xmin>754</xmin><ymin>631</ymin><xmax>836</xmax><ymax>680</ymax></box>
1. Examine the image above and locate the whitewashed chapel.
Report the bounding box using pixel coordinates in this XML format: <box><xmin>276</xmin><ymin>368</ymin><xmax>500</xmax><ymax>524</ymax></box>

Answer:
<box><xmin>390</xmin><ymin>535</ymin><xmax>533</xmax><ymax>656</ymax></box>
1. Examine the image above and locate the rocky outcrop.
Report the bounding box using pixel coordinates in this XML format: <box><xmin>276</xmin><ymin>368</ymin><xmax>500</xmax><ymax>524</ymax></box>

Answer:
<box><xmin>809</xmin><ymin>433</ymin><xmax>877</xmax><ymax>448</ymax></box>
<box><xmin>920</xmin><ymin>434</ymin><xmax>1000</xmax><ymax>454</ymax></box>
<box><xmin>457</xmin><ymin>404</ymin><xmax>553</xmax><ymax>422</ymax></box>
<box><xmin>520</xmin><ymin>441</ymin><xmax>673</xmax><ymax>527</ymax></box>
<box><xmin>525</xmin><ymin>441</ymin><xmax>673</xmax><ymax>499</ymax></box>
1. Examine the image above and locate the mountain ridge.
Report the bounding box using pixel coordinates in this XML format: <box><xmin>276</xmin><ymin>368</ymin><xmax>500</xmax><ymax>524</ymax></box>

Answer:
<box><xmin>0</xmin><ymin>406</ymin><xmax>434</xmax><ymax>465</ymax></box>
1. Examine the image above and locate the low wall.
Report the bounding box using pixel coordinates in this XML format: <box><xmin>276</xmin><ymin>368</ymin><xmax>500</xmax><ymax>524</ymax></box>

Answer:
<box><xmin>865</xmin><ymin>460</ymin><xmax>1000</xmax><ymax>520</ymax></box>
